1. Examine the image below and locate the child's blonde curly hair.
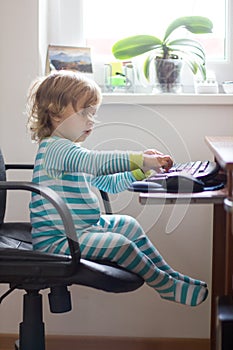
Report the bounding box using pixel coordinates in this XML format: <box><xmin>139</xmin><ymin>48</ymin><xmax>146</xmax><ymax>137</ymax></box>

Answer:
<box><xmin>26</xmin><ymin>70</ymin><xmax>102</xmax><ymax>142</ymax></box>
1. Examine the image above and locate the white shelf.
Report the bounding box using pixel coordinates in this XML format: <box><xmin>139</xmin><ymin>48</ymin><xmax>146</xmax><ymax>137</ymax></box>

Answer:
<box><xmin>102</xmin><ymin>93</ymin><xmax>233</xmax><ymax>105</ymax></box>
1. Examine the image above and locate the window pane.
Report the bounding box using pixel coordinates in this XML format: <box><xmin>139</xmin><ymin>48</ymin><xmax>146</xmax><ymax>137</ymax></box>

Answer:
<box><xmin>83</xmin><ymin>0</ymin><xmax>226</xmax><ymax>61</ymax></box>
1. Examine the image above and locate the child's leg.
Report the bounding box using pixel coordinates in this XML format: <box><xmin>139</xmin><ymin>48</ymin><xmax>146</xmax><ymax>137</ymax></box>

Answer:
<box><xmin>99</xmin><ymin>215</ymin><xmax>206</xmax><ymax>287</ymax></box>
<box><xmin>79</xmin><ymin>228</ymin><xmax>207</xmax><ymax>306</ymax></box>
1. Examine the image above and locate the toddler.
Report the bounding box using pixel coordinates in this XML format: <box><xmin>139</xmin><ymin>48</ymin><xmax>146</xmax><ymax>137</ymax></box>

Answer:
<box><xmin>27</xmin><ymin>70</ymin><xmax>208</xmax><ymax>306</ymax></box>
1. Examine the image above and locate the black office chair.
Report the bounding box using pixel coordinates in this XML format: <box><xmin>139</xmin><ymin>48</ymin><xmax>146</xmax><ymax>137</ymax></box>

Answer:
<box><xmin>0</xmin><ymin>148</ymin><xmax>144</xmax><ymax>350</ymax></box>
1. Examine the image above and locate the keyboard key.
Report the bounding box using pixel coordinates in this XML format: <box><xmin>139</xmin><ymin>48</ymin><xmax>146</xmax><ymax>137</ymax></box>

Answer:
<box><xmin>198</xmin><ymin>161</ymin><xmax>209</xmax><ymax>172</ymax></box>
<box><xmin>146</xmin><ymin>161</ymin><xmax>218</xmax><ymax>181</ymax></box>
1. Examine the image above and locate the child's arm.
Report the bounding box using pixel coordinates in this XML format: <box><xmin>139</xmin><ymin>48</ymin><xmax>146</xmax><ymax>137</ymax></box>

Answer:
<box><xmin>44</xmin><ymin>138</ymin><xmax>173</xmax><ymax>176</ymax></box>
<box><xmin>90</xmin><ymin>169</ymin><xmax>146</xmax><ymax>194</ymax></box>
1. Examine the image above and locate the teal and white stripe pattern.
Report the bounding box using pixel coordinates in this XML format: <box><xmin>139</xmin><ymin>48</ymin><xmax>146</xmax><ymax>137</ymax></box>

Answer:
<box><xmin>79</xmin><ymin>214</ymin><xmax>208</xmax><ymax>306</ymax></box>
<box><xmin>30</xmin><ymin>137</ymin><xmax>136</xmax><ymax>253</ymax></box>
<box><xmin>30</xmin><ymin>136</ymin><xmax>208</xmax><ymax>306</ymax></box>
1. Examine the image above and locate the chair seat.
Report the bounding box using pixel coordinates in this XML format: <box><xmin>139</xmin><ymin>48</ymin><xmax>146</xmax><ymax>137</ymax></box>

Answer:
<box><xmin>0</xmin><ymin>222</ymin><xmax>144</xmax><ymax>293</ymax></box>
<box><xmin>0</xmin><ymin>222</ymin><xmax>32</xmax><ymax>244</ymax></box>
<box><xmin>66</xmin><ymin>258</ymin><xmax>144</xmax><ymax>293</ymax></box>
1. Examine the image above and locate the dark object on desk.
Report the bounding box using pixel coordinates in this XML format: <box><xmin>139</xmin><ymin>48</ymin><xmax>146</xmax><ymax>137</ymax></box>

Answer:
<box><xmin>165</xmin><ymin>174</ymin><xmax>205</xmax><ymax>193</ymax></box>
<box><xmin>216</xmin><ymin>295</ymin><xmax>233</xmax><ymax>350</ymax></box>
<box><xmin>164</xmin><ymin>174</ymin><xmax>225</xmax><ymax>193</ymax></box>
<box><xmin>129</xmin><ymin>175</ymin><xmax>204</xmax><ymax>193</ymax></box>
<box><xmin>128</xmin><ymin>181</ymin><xmax>165</xmax><ymax>193</ymax></box>
<box><xmin>142</xmin><ymin>160</ymin><xmax>225</xmax><ymax>193</ymax></box>
<box><xmin>129</xmin><ymin>173</ymin><xmax>225</xmax><ymax>194</ymax></box>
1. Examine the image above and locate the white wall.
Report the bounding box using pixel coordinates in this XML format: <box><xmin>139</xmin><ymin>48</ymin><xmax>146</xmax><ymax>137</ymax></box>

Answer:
<box><xmin>0</xmin><ymin>0</ymin><xmax>39</xmax><ymax>160</ymax></box>
<box><xmin>0</xmin><ymin>0</ymin><xmax>233</xmax><ymax>340</ymax></box>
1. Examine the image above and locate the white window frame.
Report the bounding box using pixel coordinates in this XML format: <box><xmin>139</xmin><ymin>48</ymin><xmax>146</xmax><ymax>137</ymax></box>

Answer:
<box><xmin>206</xmin><ymin>0</ymin><xmax>233</xmax><ymax>84</ymax></box>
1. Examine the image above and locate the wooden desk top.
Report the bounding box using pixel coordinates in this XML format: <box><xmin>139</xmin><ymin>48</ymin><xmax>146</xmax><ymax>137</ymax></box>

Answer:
<box><xmin>205</xmin><ymin>136</ymin><xmax>233</xmax><ymax>171</ymax></box>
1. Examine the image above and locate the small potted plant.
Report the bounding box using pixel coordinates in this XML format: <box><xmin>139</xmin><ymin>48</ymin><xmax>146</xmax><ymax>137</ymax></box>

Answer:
<box><xmin>112</xmin><ymin>16</ymin><xmax>213</xmax><ymax>93</ymax></box>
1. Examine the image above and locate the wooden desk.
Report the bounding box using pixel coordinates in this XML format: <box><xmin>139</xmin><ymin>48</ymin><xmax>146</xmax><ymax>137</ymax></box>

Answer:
<box><xmin>139</xmin><ymin>136</ymin><xmax>233</xmax><ymax>350</ymax></box>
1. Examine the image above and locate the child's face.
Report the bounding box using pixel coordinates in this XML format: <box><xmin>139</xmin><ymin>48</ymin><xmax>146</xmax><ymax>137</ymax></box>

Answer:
<box><xmin>51</xmin><ymin>103</ymin><xmax>98</xmax><ymax>142</ymax></box>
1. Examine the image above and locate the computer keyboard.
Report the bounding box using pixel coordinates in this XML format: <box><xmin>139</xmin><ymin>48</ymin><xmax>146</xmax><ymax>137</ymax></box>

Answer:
<box><xmin>148</xmin><ymin>160</ymin><xmax>219</xmax><ymax>181</ymax></box>
<box><xmin>129</xmin><ymin>160</ymin><xmax>224</xmax><ymax>193</ymax></box>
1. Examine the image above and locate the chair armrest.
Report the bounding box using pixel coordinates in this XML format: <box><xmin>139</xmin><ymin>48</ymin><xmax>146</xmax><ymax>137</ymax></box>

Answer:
<box><xmin>99</xmin><ymin>190</ymin><xmax>112</xmax><ymax>214</ymax></box>
<box><xmin>5</xmin><ymin>164</ymin><xmax>34</xmax><ymax>170</ymax></box>
<box><xmin>0</xmin><ymin>181</ymin><xmax>80</xmax><ymax>267</ymax></box>
<box><xmin>4</xmin><ymin>164</ymin><xmax>113</xmax><ymax>214</ymax></box>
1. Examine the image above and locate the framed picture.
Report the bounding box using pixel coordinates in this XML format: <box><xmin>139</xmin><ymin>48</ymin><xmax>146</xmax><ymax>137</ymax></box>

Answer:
<box><xmin>46</xmin><ymin>45</ymin><xmax>93</xmax><ymax>75</ymax></box>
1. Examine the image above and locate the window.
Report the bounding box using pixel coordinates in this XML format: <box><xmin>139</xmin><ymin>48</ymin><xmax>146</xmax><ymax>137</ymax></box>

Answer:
<box><xmin>42</xmin><ymin>0</ymin><xmax>233</xmax><ymax>89</ymax></box>
<box><xmin>83</xmin><ymin>0</ymin><xmax>227</xmax><ymax>61</ymax></box>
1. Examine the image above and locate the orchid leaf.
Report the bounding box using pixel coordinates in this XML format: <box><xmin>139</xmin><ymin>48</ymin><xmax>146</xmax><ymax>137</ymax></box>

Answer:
<box><xmin>112</xmin><ymin>35</ymin><xmax>162</xmax><ymax>59</ymax></box>
<box><xmin>168</xmin><ymin>39</ymin><xmax>206</xmax><ymax>63</ymax></box>
<box><xmin>163</xmin><ymin>16</ymin><xmax>213</xmax><ymax>41</ymax></box>
<box><xmin>169</xmin><ymin>39</ymin><xmax>205</xmax><ymax>56</ymax></box>
<box><xmin>143</xmin><ymin>54</ymin><xmax>156</xmax><ymax>81</ymax></box>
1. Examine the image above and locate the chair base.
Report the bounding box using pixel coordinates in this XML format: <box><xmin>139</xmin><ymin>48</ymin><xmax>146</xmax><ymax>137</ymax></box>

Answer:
<box><xmin>14</xmin><ymin>286</ymin><xmax>73</xmax><ymax>350</ymax></box>
<box><xmin>17</xmin><ymin>290</ymin><xmax>45</xmax><ymax>350</ymax></box>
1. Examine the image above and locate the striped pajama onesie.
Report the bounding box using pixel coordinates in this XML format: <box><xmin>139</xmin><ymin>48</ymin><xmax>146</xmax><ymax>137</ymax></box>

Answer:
<box><xmin>30</xmin><ymin>136</ymin><xmax>207</xmax><ymax>306</ymax></box>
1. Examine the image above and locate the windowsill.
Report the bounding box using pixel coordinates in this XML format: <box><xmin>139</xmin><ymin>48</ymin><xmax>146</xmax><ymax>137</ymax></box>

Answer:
<box><xmin>102</xmin><ymin>93</ymin><xmax>233</xmax><ymax>105</ymax></box>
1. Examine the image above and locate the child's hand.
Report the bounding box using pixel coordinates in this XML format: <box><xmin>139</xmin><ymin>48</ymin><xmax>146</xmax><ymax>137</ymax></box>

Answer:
<box><xmin>142</xmin><ymin>152</ymin><xmax>173</xmax><ymax>172</ymax></box>
<box><xmin>144</xmin><ymin>149</ymin><xmax>163</xmax><ymax>156</ymax></box>
<box><xmin>157</xmin><ymin>154</ymin><xmax>173</xmax><ymax>172</ymax></box>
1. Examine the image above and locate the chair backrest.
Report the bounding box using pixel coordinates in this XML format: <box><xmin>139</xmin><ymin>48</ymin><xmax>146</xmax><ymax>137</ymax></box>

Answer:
<box><xmin>0</xmin><ymin>148</ymin><xmax>6</xmax><ymax>224</ymax></box>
